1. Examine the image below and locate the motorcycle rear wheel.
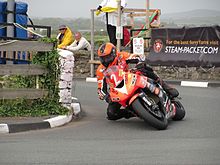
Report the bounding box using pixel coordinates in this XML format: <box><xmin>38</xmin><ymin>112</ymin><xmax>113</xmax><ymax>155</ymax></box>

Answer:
<box><xmin>132</xmin><ymin>98</ymin><xmax>168</xmax><ymax>130</ymax></box>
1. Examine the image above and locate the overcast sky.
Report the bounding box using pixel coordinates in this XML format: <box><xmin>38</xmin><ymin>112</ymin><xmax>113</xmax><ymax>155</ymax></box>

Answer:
<box><xmin>17</xmin><ymin>0</ymin><xmax>220</xmax><ymax>18</ymax></box>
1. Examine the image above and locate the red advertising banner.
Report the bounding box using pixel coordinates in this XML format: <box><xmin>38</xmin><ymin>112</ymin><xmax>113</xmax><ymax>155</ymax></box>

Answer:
<box><xmin>148</xmin><ymin>26</ymin><xmax>220</xmax><ymax>67</ymax></box>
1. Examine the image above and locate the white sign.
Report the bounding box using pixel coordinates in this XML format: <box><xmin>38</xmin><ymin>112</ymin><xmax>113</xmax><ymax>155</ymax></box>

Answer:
<box><xmin>116</xmin><ymin>26</ymin><xmax>123</xmax><ymax>39</ymax></box>
<box><xmin>133</xmin><ymin>38</ymin><xmax>144</xmax><ymax>55</ymax></box>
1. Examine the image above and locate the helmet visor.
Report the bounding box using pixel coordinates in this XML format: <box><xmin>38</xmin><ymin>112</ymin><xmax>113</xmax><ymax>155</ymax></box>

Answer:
<box><xmin>99</xmin><ymin>54</ymin><xmax>115</xmax><ymax>67</ymax></box>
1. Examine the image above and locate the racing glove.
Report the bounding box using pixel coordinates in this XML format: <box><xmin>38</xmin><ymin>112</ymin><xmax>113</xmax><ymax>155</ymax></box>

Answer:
<box><xmin>136</xmin><ymin>62</ymin><xmax>153</xmax><ymax>72</ymax></box>
<box><xmin>97</xmin><ymin>88</ymin><xmax>105</xmax><ymax>100</ymax></box>
<box><xmin>97</xmin><ymin>89</ymin><xmax>112</xmax><ymax>103</ymax></box>
<box><xmin>104</xmin><ymin>94</ymin><xmax>112</xmax><ymax>103</ymax></box>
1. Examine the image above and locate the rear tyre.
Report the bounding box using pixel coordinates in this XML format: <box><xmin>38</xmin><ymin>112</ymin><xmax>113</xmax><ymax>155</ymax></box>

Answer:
<box><xmin>172</xmin><ymin>100</ymin><xmax>185</xmax><ymax>121</ymax></box>
<box><xmin>132</xmin><ymin>98</ymin><xmax>168</xmax><ymax>130</ymax></box>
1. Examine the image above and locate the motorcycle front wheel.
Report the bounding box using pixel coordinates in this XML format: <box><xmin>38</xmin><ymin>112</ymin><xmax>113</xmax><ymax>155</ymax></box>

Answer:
<box><xmin>172</xmin><ymin>100</ymin><xmax>186</xmax><ymax>121</ymax></box>
<box><xmin>132</xmin><ymin>97</ymin><xmax>168</xmax><ymax>130</ymax></box>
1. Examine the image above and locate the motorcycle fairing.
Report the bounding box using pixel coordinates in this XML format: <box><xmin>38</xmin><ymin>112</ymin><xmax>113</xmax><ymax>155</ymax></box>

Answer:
<box><xmin>110</xmin><ymin>72</ymin><xmax>148</xmax><ymax>107</ymax></box>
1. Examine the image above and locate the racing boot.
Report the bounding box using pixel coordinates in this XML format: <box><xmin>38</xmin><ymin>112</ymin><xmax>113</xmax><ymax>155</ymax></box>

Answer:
<box><xmin>123</xmin><ymin>107</ymin><xmax>136</xmax><ymax>119</ymax></box>
<box><xmin>107</xmin><ymin>110</ymin><xmax>135</xmax><ymax>120</ymax></box>
<box><xmin>106</xmin><ymin>102</ymin><xmax>124</xmax><ymax>121</ymax></box>
<box><xmin>123</xmin><ymin>111</ymin><xmax>136</xmax><ymax>119</ymax></box>
<box><xmin>161</xmin><ymin>81</ymin><xmax>179</xmax><ymax>98</ymax></box>
<box><xmin>107</xmin><ymin>113</ymin><xmax>124</xmax><ymax>120</ymax></box>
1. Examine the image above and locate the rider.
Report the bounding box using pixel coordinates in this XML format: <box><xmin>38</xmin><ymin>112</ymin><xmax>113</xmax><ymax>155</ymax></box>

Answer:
<box><xmin>96</xmin><ymin>42</ymin><xmax>179</xmax><ymax>120</ymax></box>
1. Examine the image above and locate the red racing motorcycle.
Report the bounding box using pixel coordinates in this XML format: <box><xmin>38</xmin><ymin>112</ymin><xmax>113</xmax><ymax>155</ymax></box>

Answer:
<box><xmin>104</xmin><ymin>64</ymin><xmax>185</xmax><ymax>130</ymax></box>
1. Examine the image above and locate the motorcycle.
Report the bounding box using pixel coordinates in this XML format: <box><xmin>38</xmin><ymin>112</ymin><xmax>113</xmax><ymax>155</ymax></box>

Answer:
<box><xmin>103</xmin><ymin>64</ymin><xmax>185</xmax><ymax>130</ymax></box>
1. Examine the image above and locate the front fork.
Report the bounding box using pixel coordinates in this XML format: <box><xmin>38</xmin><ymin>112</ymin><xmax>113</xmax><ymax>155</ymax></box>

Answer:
<box><xmin>163</xmin><ymin>93</ymin><xmax>176</xmax><ymax>119</ymax></box>
<box><xmin>155</xmin><ymin>84</ymin><xmax>176</xmax><ymax>119</ymax></box>
<box><xmin>129</xmin><ymin>90</ymin><xmax>161</xmax><ymax>113</ymax></box>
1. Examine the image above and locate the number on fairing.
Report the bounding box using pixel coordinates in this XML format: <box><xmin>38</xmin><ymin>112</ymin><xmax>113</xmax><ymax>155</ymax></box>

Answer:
<box><xmin>111</xmin><ymin>74</ymin><xmax>121</xmax><ymax>86</ymax></box>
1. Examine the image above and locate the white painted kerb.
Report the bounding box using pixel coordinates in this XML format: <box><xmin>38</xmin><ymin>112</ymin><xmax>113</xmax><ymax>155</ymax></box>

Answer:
<box><xmin>86</xmin><ymin>77</ymin><xmax>97</xmax><ymax>83</ymax></box>
<box><xmin>181</xmin><ymin>81</ymin><xmax>208</xmax><ymax>87</ymax></box>
<box><xmin>44</xmin><ymin>115</ymin><xmax>73</xmax><ymax>128</ymax></box>
<box><xmin>0</xmin><ymin>124</ymin><xmax>9</xmax><ymax>133</ymax></box>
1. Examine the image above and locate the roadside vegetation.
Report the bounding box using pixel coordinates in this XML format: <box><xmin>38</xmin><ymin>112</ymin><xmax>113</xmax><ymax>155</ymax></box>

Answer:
<box><xmin>0</xmin><ymin>39</ymin><xmax>69</xmax><ymax>117</ymax></box>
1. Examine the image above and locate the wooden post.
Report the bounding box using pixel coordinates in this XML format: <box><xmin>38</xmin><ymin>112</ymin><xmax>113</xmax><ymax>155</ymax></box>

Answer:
<box><xmin>145</xmin><ymin>0</ymin><xmax>150</xmax><ymax>52</ymax></box>
<box><xmin>90</xmin><ymin>9</ymin><xmax>95</xmax><ymax>77</ymax></box>
<box><xmin>116</xmin><ymin>0</ymin><xmax>121</xmax><ymax>51</ymax></box>
<box><xmin>146</xmin><ymin>0</ymin><xmax>150</xmax><ymax>29</ymax></box>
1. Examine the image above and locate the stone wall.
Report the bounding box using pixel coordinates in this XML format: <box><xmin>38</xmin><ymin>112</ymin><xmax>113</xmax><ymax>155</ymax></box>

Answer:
<box><xmin>74</xmin><ymin>51</ymin><xmax>92</xmax><ymax>78</ymax></box>
<box><xmin>73</xmin><ymin>51</ymin><xmax>220</xmax><ymax>81</ymax></box>
<box><xmin>153</xmin><ymin>66</ymin><xmax>220</xmax><ymax>81</ymax></box>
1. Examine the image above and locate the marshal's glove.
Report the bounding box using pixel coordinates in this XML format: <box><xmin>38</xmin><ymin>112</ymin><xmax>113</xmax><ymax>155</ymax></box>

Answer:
<box><xmin>97</xmin><ymin>5</ymin><xmax>102</xmax><ymax>11</ymax></box>
<box><xmin>96</xmin><ymin>6</ymin><xmax>102</xmax><ymax>16</ymax></box>
<box><xmin>121</xmin><ymin>6</ymin><xmax>124</xmax><ymax>11</ymax></box>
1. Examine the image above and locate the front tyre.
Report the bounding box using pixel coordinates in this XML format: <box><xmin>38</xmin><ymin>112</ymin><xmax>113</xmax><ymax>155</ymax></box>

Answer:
<box><xmin>132</xmin><ymin>98</ymin><xmax>168</xmax><ymax>130</ymax></box>
<box><xmin>172</xmin><ymin>100</ymin><xmax>186</xmax><ymax>121</ymax></box>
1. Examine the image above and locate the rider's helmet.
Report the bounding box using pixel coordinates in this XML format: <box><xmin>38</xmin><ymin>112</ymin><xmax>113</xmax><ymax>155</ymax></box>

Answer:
<box><xmin>98</xmin><ymin>43</ymin><xmax>117</xmax><ymax>67</ymax></box>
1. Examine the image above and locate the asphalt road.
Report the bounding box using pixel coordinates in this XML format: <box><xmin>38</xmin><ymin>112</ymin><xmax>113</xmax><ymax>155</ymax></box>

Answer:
<box><xmin>0</xmin><ymin>80</ymin><xmax>220</xmax><ymax>165</ymax></box>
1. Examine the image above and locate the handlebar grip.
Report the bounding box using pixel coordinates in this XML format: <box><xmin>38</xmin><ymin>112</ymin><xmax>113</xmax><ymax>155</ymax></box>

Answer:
<box><xmin>126</xmin><ymin>59</ymin><xmax>139</xmax><ymax>64</ymax></box>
